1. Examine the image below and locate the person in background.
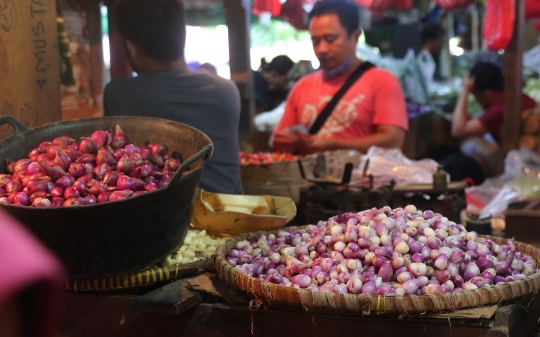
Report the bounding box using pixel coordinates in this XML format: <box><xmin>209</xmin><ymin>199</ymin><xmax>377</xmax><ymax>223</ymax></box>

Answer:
<box><xmin>200</xmin><ymin>62</ymin><xmax>218</xmax><ymax>75</ymax></box>
<box><xmin>0</xmin><ymin>210</ymin><xmax>64</xmax><ymax>337</ymax></box>
<box><xmin>103</xmin><ymin>0</ymin><xmax>242</xmax><ymax>194</ymax></box>
<box><xmin>417</xmin><ymin>23</ymin><xmax>445</xmax><ymax>91</ymax></box>
<box><xmin>271</xmin><ymin>0</ymin><xmax>408</xmax><ymax>154</ymax></box>
<box><xmin>446</xmin><ymin>62</ymin><xmax>537</xmax><ymax>183</ymax></box>
<box><xmin>254</xmin><ymin>55</ymin><xmax>295</xmax><ymax>113</ymax></box>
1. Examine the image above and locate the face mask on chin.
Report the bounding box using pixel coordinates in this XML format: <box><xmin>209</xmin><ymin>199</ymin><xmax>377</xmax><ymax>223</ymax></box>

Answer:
<box><xmin>322</xmin><ymin>56</ymin><xmax>353</xmax><ymax>78</ymax></box>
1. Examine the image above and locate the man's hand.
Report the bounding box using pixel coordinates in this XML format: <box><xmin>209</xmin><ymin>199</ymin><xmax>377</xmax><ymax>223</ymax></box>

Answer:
<box><xmin>271</xmin><ymin>130</ymin><xmax>297</xmax><ymax>153</ymax></box>
<box><xmin>463</xmin><ymin>74</ymin><xmax>475</xmax><ymax>94</ymax></box>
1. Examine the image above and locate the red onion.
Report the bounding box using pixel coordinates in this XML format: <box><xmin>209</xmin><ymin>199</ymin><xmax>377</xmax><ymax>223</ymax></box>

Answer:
<box><xmin>76</xmin><ymin>172</ymin><xmax>94</xmax><ymax>184</ymax></box>
<box><xmin>87</xmin><ymin>183</ymin><xmax>108</xmax><ymax>196</ymax></box>
<box><xmin>38</xmin><ymin>141</ymin><xmax>51</xmax><ymax>153</ymax></box>
<box><xmin>63</xmin><ymin>186</ymin><xmax>81</xmax><ymax>199</ymax></box>
<box><xmin>129</xmin><ymin>153</ymin><xmax>143</xmax><ymax>166</ymax></box>
<box><xmin>71</xmin><ymin>181</ymin><xmax>87</xmax><ymax>196</ymax></box>
<box><xmin>139</xmin><ymin>147</ymin><xmax>151</xmax><ymax>160</ymax></box>
<box><xmin>76</xmin><ymin>154</ymin><xmax>97</xmax><ymax>164</ymax></box>
<box><xmin>50</xmin><ymin>186</ymin><xmax>64</xmax><ymax>198</ymax></box>
<box><xmin>53</xmin><ymin>150</ymin><xmax>71</xmax><ymax>170</ymax></box>
<box><xmin>111</xmin><ymin>124</ymin><xmax>129</xmax><ymax>149</ymax></box>
<box><xmin>0</xmin><ymin>197</ymin><xmax>10</xmax><ymax>204</ymax></box>
<box><xmin>13</xmin><ymin>192</ymin><xmax>30</xmax><ymax>206</ymax></box>
<box><xmin>150</xmin><ymin>154</ymin><xmax>165</xmax><ymax>167</ymax></box>
<box><xmin>0</xmin><ymin>174</ymin><xmax>12</xmax><ymax>188</ymax></box>
<box><xmin>128</xmin><ymin>167</ymin><xmax>142</xmax><ymax>179</ymax></box>
<box><xmin>96</xmin><ymin>148</ymin><xmax>115</xmax><ymax>167</ymax></box>
<box><xmin>112</xmin><ymin>149</ymin><xmax>126</xmax><ymax>161</ymax></box>
<box><xmin>91</xmin><ymin>129</ymin><xmax>112</xmax><ymax>148</ymax></box>
<box><xmin>94</xmin><ymin>164</ymin><xmax>111</xmax><ymax>180</ymax></box>
<box><xmin>46</xmin><ymin>145</ymin><xmax>58</xmax><ymax>160</ymax></box>
<box><xmin>149</xmin><ymin>143</ymin><xmax>168</xmax><ymax>156</ymax></box>
<box><xmin>6</xmin><ymin>181</ymin><xmax>22</xmax><ymax>193</ymax></box>
<box><xmin>63</xmin><ymin>198</ymin><xmax>84</xmax><ymax>206</ymax></box>
<box><xmin>62</xmin><ymin>148</ymin><xmax>81</xmax><ymax>162</ymax></box>
<box><xmin>109</xmin><ymin>190</ymin><xmax>134</xmax><ymax>201</ymax></box>
<box><xmin>102</xmin><ymin>171</ymin><xmax>120</xmax><ymax>187</ymax></box>
<box><xmin>145</xmin><ymin>183</ymin><xmax>158</xmax><ymax>191</ymax></box>
<box><xmin>68</xmin><ymin>162</ymin><xmax>85</xmax><ymax>177</ymax></box>
<box><xmin>86</xmin><ymin>179</ymin><xmax>99</xmax><ymax>188</ymax></box>
<box><xmin>134</xmin><ymin>191</ymin><xmax>146</xmax><ymax>196</ymax></box>
<box><xmin>116</xmin><ymin>176</ymin><xmax>144</xmax><ymax>191</ymax></box>
<box><xmin>28</xmin><ymin>148</ymin><xmax>40</xmax><ymax>161</ymax></box>
<box><xmin>55</xmin><ymin>175</ymin><xmax>75</xmax><ymax>190</ymax></box>
<box><xmin>52</xmin><ymin>136</ymin><xmax>75</xmax><ymax>147</ymax></box>
<box><xmin>36</xmin><ymin>154</ymin><xmax>49</xmax><ymax>165</ymax></box>
<box><xmin>116</xmin><ymin>155</ymin><xmax>133</xmax><ymax>174</ymax></box>
<box><xmin>32</xmin><ymin>197</ymin><xmax>52</xmax><ymax>207</ymax></box>
<box><xmin>6</xmin><ymin>159</ymin><xmax>15</xmax><ymax>174</ymax></box>
<box><xmin>14</xmin><ymin>159</ymin><xmax>31</xmax><ymax>173</ymax></box>
<box><xmin>79</xmin><ymin>137</ymin><xmax>97</xmax><ymax>154</ymax></box>
<box><xmin>124</xmin><ymin>144</ymin><xmax>139</xmax><ymax>155</ymax></box>
<box><xmin>165</xmin><ymin>158</ymin><xmax>180</xmax><ymax>171</ymax></box>
<box><xmin>140</xmin><ymin>163</ymin><xmax>154</xmax><ymax>178</ymax></box>
<box><xmin>97</xmin><ymin>192</ymin><xmax>112</xmax><ymax>203</ymax></box>
<box><xmin>158</xmin><ymin>166</ymin><xmax>172</xmax><ymax>187</ymax></box>
<box><xmin>82</xmin><ymin>195</ymin><xmax>97</xmax><ymax>205</ymax></box>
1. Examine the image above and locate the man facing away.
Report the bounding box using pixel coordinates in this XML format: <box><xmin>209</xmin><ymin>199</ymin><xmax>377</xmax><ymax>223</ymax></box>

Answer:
<box><xmin>103</xmin><ymin>0</ymin><xmax>242</xmax><ymax>194</ymax></box>
<box><xmin>271</xmin><ymin>0</ymin><xmax>408</xmax><ymax>155</ymax></box>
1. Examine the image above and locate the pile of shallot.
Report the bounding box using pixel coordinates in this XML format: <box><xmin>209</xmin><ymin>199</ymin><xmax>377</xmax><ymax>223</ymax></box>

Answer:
<box><xmin>0</xmin><ymin>125</ymin><xmax>179</xmax><ymax>207</ymax></box>
<box><xmin>226</xmin><ymin>205</ymin><xmax>538</xmax><ymax>295</ymax></box>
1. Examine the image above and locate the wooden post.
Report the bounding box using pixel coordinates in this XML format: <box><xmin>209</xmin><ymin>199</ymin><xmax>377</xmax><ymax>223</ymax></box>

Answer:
<box><xmin>0</xmin><ymin>0</ymin><xmax>61</xmax><ymax>138</ymax></box>
<box><xmin>500</xmin><ymin>0</ymin><xmax>525</xmax><ymax>170</ymax></box>
<box><xmin>224</xmin><ymin>0</ymin><xmax>255</xmax><ymax>152</ymax></box>
<box><xmin>87</xmin><ymin>0</ymin><xmax>105</xmax><ymax>111</ymax></box>
<box><xmin>105</xmin><ymin>0</ymin><xmax>132</xmax><ymax>79</ymax></box>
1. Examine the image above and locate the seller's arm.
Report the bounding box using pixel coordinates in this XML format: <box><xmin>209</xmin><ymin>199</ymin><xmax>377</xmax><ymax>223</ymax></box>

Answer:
<box><xmin>298</xmin><ymin>124</ymin><xmax>405</xmax><ymax>154</ymax></box>
<box><xmin>269</xmin><ymin>86</ymin><xmax>302</xmax><ymax>152</ymax></box>
<box><xmin>451</xmin><ymin>75</ymin><xmax>487</xmax><ymax>138</ymax></box>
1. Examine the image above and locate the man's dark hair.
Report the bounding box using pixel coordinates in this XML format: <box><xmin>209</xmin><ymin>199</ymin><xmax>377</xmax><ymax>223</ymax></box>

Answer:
<box><xmin>308</xmin><ymin>0</ymin><xmax>360</xmax><ymax>36</ymax></box>
<box><xmin>421</xmin><ymin>23</ymin><xmax>445</xmax><ymax>45</ymax></box>
<box><xmin>470</xmin><ymin>62</ymin><xmax>504</xmax><ymax>92</ymax></box>
<box><xmin>115</xmin><ymin>0</ymin><xmax>185</xmax><ymax>62</ymax></box>
<box><xmin>261</xmin><ymin>55</ymin><xmax>295</xmax><ymax>75</ymax></box>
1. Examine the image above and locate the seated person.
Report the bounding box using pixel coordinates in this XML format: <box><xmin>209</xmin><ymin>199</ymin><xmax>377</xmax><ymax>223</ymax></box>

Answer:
<box><xmin>103</xmin><ymin>0</ymin><xmax>242</xmax><ymax>194</ymax></box>
<box><xmin>254</xmin><ymin>55</ymin><xmax>295</xmax><ymax>113</ymax></box>
<box><xmin>447</xmin><ymin>62</ymin><xmax>537</xmax><ymax>182</ymax></box>
<box><xmin>270</xmin><ymin>0</ymin><xmax>408</xmax><ymax>155</ymax></box>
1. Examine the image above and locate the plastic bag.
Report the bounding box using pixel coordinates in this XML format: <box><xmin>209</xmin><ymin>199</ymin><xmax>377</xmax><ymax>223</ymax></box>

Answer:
<box><xmin>435</xmin><ymin>0</ymin><xmax>473</xmax><ymax>10</ymax></box>
<box><xmin>351</xmin><ymin>146</ymin><xmax>439</xmax><ymax>187</ymax></box>
<box><xmin>299</xmin><ymin>150</ymin><xmax>362</xmax><ymax>184</ymax></box>
<box><xmin>483</xmin><ymin>0</ymin><xmax>515</xmax><ymax>51</ymax></box>
<box><xmin>466</xmin><ymin>182</ymin><xmax>524</xmax><ymax>219</ymax></box>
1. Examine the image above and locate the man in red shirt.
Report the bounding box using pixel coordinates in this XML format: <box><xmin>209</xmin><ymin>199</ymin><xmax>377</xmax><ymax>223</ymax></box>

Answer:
<box><xmin>271</xmin><ymin>0</ymin><xmax>408</xmax><ymax>154</ymax></box>
<box><xmin>445</xmin><ymin>61</ymin><xmax>537</xmax><ymax>183</ymax></box>
<box><xmin>452</xmin><ymin>62</ymin><xmax>536</xmax><ymax>143</ymax></box>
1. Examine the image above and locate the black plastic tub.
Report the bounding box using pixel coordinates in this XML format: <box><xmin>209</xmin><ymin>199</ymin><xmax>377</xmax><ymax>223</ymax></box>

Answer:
<box><xmin>0</xmin><ymin>116</ymin><xmax>213</xmax><ymax>278</ymax></box>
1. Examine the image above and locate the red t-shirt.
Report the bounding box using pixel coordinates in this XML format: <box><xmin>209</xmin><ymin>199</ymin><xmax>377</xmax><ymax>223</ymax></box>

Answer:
<box><xmin>273</xmin><ymin>67</ymin><xmax>409</xmax><ymax>139</ymax></box>
<box><xmin>478</xmin><ymin>93</ymin><xmax>537</xmax><ymax>143</ymax></box>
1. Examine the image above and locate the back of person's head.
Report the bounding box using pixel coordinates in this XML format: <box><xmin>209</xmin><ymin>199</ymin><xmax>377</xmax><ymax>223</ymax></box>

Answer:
<box><xmin>200</xmin><ymin>62</ymin><xmax>218</xmax><ymax>75</ymax></box>
<box><xmin>115</xmin><ymin>0</ymin><xmax>186</xmax><ymax>63</ymax></box>
<box><xmin>421</xmin><ymin>23</ymin><xmax>445</xmax><ymax>46</ymax></box>
<box><xmin>261</xmin><ymin>55</ymin><xmax>295</xmax><ymax>76</ymax></box>
<box><xmin>470</xmin><ymin>62</ymin><xmax>504</xmax><ymax>92</ymax></box>
<box><xmin>308</xmin><ymin>0</ymin><xmax>360</xmax><ymax>36</ymax></box>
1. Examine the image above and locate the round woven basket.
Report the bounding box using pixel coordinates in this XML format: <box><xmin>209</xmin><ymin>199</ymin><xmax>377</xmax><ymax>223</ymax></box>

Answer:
<box><xmin>214</xmin><ymin>227</ymin><xmax>540</xmax><ymax>314</ymax></box>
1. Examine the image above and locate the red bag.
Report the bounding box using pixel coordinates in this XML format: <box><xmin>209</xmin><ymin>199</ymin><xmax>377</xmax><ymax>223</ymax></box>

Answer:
<box><xmin>483</xmin><ymin>0</ymin><xmax>515</xmax><ymax>51</ymax></box>
<box><xmin>355</xmin><ymin>0</ymin><xmax>394</xmax><ymax>15</ymax></box>
<box><xmin>252</xmin><ymin>0</ymin><xmax>281</xmax><ymax>16</ymax></box>
<box><xmin>435</xmin><ymin>0</ymin><xmax>473</xmax><ymax>10</ymax></box>
<box><xmin>526</xmin><ymin>0</ymin><xmax>540</xmax><ymax>19</ymax></box>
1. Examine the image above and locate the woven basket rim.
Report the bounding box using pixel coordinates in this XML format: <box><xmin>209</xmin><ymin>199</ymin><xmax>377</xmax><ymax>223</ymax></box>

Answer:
<box><xmin>214</xmin><ymin>226</ymin><xmax>540</xmax><ymax>314</ymax></box>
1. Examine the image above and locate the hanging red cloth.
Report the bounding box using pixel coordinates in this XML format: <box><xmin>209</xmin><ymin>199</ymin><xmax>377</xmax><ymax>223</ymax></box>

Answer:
<box><xmin>280</xmin><ymin>0</ymin><xmax>309</xmax><ymax>30</ymax></box>
<box><xmin>526</xmin><ymin>0</ymin><xmax>540</xmax><ymax>19</ymax></box>
<box><xmin>253</xmin><ymin>0</ymin><xmax>282</xmax><ymax>16</ymax></box>
<box><xmin>355</xmin><ymin>0</ymin><xmax>394</xmax><ymax>15</ymax></box>
<box><xmin>483</xmin><ymin>0</ymin><xmax>515</xmax><ymax>50</ymax></box>
<box><xmin>435</xmin><ymin>0</ymin><xmax>474</xmax><ymax>10</ymax></box>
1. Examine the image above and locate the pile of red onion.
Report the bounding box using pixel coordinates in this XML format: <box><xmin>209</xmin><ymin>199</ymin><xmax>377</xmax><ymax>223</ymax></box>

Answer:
<box><xmin>226</xmin><ymin>205</ymin><xmax>538</xmax><ymax>295</ymax></box>
<box><xmin>0</xmin><ymin>125</ymin><xmax>180</xmax><ymax>207</ymax></box>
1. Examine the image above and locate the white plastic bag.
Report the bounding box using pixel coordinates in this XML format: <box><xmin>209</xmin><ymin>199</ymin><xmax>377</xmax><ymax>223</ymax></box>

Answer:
<box><xmin>351</xmin><ymin>146</ymin><xmax>439</xmax><ymax>187</ymax></box>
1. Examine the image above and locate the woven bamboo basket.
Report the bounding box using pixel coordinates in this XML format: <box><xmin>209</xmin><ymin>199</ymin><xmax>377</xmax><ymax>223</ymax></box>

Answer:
<box><xmin>214</xmin><ymin>227</ymin><xmax>540</xmax><ymax>315</ymax></box>
<box><xmin>64</xmin><ymin>260</ymin><xmax>207</xmax><ymax>292</ymax></box>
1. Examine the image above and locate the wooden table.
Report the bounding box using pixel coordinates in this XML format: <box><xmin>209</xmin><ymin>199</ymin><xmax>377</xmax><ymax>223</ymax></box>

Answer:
<box><xmin>56</xmin><ymin>271</ymin><xmax>540</xmax><ymax>337</ymax></box>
